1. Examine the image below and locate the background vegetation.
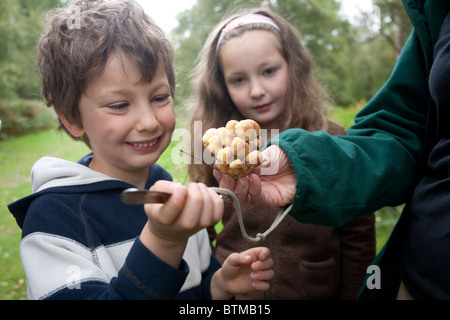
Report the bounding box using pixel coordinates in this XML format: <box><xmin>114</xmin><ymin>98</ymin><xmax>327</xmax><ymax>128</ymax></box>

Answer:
<box><xmin>0</xmin><ymin>0</ymin><xmax>409</xmax><ymax>299</ymax></box>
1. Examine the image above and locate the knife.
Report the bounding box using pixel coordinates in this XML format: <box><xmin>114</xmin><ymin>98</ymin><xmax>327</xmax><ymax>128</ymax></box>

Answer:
<box><xmin>121</xmin><ymin>187</ymin><xmax>232</xmax><ymax>205</ymax></box>
<box><xmin>121</xmin><ymin>188</ymin><xmax>172</xmax><ymax>204</ymax></box>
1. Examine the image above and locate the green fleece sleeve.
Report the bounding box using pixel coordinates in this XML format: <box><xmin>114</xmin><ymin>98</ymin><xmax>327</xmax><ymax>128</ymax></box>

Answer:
<box><xmin>269</xmin><ymin>31</ymin><xmax>429</xmax><ymax>227</ymax></box>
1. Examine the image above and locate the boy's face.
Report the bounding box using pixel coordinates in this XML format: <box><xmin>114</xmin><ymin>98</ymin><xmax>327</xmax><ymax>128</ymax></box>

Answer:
<box><xmin>65</xmin><ymin>53</ymin><xmax>175</xmax><ymax>185</ymax></box>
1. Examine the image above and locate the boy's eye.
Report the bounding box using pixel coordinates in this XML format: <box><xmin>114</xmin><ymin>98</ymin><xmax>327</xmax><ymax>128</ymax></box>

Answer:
<box><xmin>151</xmin><ymin>94</ymin><xmax>172</xmax><ymax>106</ymax></box>
<box><xmin>108</xmin><ymin>102</ymin><xmax>129</xmax><ymax>111</ymax></box>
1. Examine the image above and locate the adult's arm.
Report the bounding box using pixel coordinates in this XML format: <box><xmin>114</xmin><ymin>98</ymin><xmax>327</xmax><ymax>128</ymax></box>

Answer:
<box><xmin>269</xmin><ymin>31</ymin><xmax>429</xmax><ymax>227</ymax></box>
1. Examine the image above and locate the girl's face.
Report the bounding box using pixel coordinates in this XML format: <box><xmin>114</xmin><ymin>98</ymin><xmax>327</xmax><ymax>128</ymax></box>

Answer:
<box><xmin>62</xmin><ymin>53</ymin><xmax>175</xmax><ymax>187</ymax></box>
<box><xmin>220</xmin><ymin>30</ymin><xmax>289</xmax><ymax>129</ymax></box>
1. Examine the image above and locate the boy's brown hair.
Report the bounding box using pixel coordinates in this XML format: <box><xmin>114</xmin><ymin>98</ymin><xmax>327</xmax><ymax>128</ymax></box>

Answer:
<box><xmin>37</xmin><ymin>0</ymin><xmax>175</xmax><ymax>145</ymax></box>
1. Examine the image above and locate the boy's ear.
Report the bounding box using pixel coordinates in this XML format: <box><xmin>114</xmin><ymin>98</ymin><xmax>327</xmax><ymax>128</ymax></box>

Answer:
<box><xmin>55</xmin><ymin>108</ymin><xmax>85</xmax><ymax>138</ymax></box>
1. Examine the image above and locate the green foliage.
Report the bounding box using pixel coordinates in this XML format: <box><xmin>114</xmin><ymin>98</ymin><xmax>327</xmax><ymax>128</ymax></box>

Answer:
<box><xmin>0</xmin><ymin>99</ymin><xmax>57</xmax><ymax>140</ymax></box>
<box><xmin>0</xmin><ymin>0</ymin><xmax>64</xmax><ymax>140</ymax></box>
<box><xmin>0</xmin><ymin>0</ymin><xmax>62</xmax><ymax>100</ymax></box>
<box><xmin>375</xmin><ymin>206</ymin><xmax>402</xmax><ymax>253</ymax></box>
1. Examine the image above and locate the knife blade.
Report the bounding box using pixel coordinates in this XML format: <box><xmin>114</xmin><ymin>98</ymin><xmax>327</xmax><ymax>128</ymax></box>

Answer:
<box><xmin>121</xmin><ymin>187</ymin><xmax>233</xmax><ymax>205</ymax></box>
<box><xmin>121</xmin><ymin>188</ymin><xmax>172</xmax><ymax>205</ymax></box>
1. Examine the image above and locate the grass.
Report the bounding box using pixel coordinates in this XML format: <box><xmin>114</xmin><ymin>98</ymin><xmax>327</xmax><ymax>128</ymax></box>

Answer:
<box><xmin>0</xmin><ymin>104</ymin><xmax>401</xmax><ymax>299</ymax></box>
<box><xmin>327</xmin><ymin>100</ymin><xmax>366</xmax><ymax>130</ymax></box>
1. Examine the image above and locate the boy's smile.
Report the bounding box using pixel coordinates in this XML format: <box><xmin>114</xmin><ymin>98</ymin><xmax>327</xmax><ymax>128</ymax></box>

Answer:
<box><xmin>62</xmin><ymin>53</ymin><xmax>175</xmax><ymax>187</ymax></box>
<box><xmin>127</xmin><ymin>138</ymin><xmax>160</xmax><ymax>151</ymax></box>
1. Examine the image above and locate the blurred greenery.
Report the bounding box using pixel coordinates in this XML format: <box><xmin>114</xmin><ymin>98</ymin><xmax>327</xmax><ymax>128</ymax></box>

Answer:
<box><xmin>0</xmin><ymin>0</ymin><xmax>61</xmax><ymax>140</ymax></box>
<box><xmin>0</xmin><ymin>0</ymin><xmax>61</xmax><ymax>100</ymax></box>
<box><xmin>0</xmin><ymin>99</ymin><xmax>56</xmax><ymax>140</ymax></box>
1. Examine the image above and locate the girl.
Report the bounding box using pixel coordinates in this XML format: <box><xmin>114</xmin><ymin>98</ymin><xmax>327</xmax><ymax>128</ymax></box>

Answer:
<box><xmin>187</xmin><ymin>7</ymin><xmax>376</xmax><ymax>300</ymax></box>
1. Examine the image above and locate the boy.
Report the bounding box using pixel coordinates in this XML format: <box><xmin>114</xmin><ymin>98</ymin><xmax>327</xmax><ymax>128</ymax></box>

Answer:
<box><xmin>8</xmin><ymin>0</ymin><xmax>273</xmax><ymax>300</ymax></box>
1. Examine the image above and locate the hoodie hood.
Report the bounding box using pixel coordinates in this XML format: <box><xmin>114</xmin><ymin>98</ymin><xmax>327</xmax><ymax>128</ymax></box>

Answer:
<box><xmin>8</xmin><ymin>157</ymin><xmax>121</xmax><ymax>229</ymax></box>
<box><xmin>31</xmin><ymin>157</ymin><xmax>117</xmax><ymax>193</ymax></box>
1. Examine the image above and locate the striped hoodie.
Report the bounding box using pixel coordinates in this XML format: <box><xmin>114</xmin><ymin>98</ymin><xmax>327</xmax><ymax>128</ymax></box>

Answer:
<box><xmin>8</xmin><ymin>156</ymin><xmax>220</xmax><ymax>300</ymax></box>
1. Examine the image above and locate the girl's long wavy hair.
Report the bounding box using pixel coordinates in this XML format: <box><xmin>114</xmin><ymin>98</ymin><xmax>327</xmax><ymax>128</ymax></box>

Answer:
<box><xmin>186</xmin><ymin>7</ymin><xmax>330</xmax><ymax>185</ymax></box>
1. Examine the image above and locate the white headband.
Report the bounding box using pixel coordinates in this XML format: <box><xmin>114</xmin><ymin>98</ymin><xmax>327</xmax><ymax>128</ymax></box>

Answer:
<box><xmin>216</xmin><ymin>14</ymin><xmax>280</xmax><ymax>52</ymax></box>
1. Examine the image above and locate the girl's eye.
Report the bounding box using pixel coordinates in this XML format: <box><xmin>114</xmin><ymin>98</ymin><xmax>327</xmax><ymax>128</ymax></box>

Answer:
<box><xmin>263</xmin><ymin>68</ymin><xmax>276</xmax><ymax>76</ymax></box>
<box><xmin>232</xmin><ymin>77</ymin><xmax>245</xmax><ymax>86</ymax></box>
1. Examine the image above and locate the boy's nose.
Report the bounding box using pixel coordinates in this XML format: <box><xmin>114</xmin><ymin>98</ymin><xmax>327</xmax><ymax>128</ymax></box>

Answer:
<box><xmin>135</xmin><ymin>104</ymin><xmax>159</xmax><ymax>132</ymax></box>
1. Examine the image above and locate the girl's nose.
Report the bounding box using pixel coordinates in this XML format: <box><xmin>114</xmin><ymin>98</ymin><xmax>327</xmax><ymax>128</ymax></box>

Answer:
<box><xmin>250</xmin><ymin>80</ymin><xmax>266</xmax><ymax>99</ymax></box>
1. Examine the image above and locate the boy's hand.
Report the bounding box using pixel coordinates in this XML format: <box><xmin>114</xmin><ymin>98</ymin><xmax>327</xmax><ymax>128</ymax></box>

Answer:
<box><xmin>139</xmin><ymin>181</ymin><xmax>223</xmax><ymax>268</ymax></box>
<box><xmin>214</xmin><ymin>145</ymin><xmax>296</xmax><ymax>209</ymax></box>
<box><xmin>211</xmin><ymin>247</ymin><xmax>274</xmax><ymax>300</ymax></box>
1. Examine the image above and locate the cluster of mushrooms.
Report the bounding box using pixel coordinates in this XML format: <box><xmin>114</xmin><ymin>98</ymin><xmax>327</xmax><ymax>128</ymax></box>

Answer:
<box><xmin>202</xmin><ymin>119</ymin><xmax>264</xmax><ymax>180</ymax></box>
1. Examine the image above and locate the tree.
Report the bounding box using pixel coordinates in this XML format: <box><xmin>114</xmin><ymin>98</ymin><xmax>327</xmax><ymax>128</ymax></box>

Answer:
<box><xmin>0</xmin><ymin>0</ymin><xmax>62</xmax><ymax>100</ymax></box>
<box><xmin>372</xmin><ymin>0</ymin><xmax>411</xmax><ymax>59</ymax></box>
<box><xmin>344</xmin><ymin>0</ymin><xmax>411</xmax><ymax>102</ymax></box>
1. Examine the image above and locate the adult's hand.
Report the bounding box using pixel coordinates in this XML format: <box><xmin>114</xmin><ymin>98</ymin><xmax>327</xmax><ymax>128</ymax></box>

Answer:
<box><xmin>214</xmin><ymin>145</ymin><xmax>296</xmax><ymax>209</ymax></box>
